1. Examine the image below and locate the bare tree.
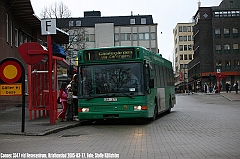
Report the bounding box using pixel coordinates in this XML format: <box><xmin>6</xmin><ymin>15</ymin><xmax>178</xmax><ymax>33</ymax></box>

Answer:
<box><xmin>40</xmin><ymin>1</ymin><xmax>87</xmax><ymax>61</ymax></box>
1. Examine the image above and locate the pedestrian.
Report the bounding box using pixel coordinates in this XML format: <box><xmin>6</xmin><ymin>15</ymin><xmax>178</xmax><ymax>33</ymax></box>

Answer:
<box><xmin>188</xmin><ymin>84</ymin><xmax>193</xmax><ymax>95</ymax></box>
<box><xmin>66</xmin><ymin>83</ymin><xmax>73</xmax><ymax>121</ymax></box>
<box><xmin>57</xmin><ymin>82</ymin><xmax>68</xmax><ymax>122</ymax></box>
<box><xmin>233</xmin><ymin>81</ymin><xmax>238</xmax><ymax>94</ymax></box>
<box><xmin>204</xmin><ymin>83</ymin><xmax>207</xmax><ymax>93</ymax></box>
<box><xmin>71</xmin><ymin>74</ymin><xmax>79</xmax><ymax>121</ymax></box>
<box><xmin>225</xmin><ymin>82</ymin><xmax>229</xmax><ymax>93</ymax></box>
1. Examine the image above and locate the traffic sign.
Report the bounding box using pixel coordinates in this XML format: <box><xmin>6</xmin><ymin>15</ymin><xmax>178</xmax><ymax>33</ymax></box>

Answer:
<box><xmin>41</xmin><ymin>19</ymin><xmax>56</xmax><ymax>35</ymax></box>
<box><xmin>0</xmin><ymin>83</ymin><xmax>22</xmax><ymax>96</ymax></box>
<box><xmin>0</xmin><ymin>59</ymin><xmax>22</xmax><ymax>83</ymax></box>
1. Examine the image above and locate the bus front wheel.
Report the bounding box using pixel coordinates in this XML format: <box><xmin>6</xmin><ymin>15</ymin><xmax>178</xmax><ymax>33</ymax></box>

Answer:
<box><xmin>150</xmin><ymin>102</ymin><xmax>158</xmax><ymax>121</ymax></box>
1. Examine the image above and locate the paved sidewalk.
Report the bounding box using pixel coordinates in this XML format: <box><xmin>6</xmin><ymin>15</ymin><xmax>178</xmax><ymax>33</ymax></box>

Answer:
<box><xmin>0</xmin><ymin>106</ymin><xmax>81</xmax><ymax>136</ymax></box>
<box><xmin>0</xmin><ymin>92</ymin><xmax>239</xmax><ymax>136</ymax></box>
<box><xmin>219</xmin><ymin>91</ymin><xmax>240</xmax><ymax>101</ymax></box>
<box><xmin>183</xmin><ymin>91</ymin><xmax>240</xmax><ymax>101</ymax></box>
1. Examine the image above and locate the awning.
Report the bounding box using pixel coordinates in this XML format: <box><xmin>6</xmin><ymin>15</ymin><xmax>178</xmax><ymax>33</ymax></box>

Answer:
<box><xmin>52</xmin><ymin>43</ymin><xmax>66</xmax><ymax>58</ymax></box>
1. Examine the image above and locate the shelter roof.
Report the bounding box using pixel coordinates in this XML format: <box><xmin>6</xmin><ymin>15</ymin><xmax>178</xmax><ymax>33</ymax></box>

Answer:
<box><xmin>8</xmin><ymin>0</ymin><xmax>69</xmax><ymax>44</ymax></box>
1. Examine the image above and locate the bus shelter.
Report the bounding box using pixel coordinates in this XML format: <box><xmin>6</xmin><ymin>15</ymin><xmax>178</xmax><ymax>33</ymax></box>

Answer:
<box><xmin>27</xmin><ymin>55</ymin><xmax>69</xmax><ymax>121</ymax></box>
<box><xmin>18</xmin><ymin>40</ymin><xmax>69</xmax><ymax>124</ymax></box>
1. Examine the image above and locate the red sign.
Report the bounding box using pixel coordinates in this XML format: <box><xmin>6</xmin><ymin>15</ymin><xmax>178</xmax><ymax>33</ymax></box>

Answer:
<box><xmin>0</xmin><ymin>60</ymin><xmax>22</xmax><ymax>83</ymax></box>
<box><xmin>179</xmin><ymin>72</ymin><xmax>182</xmax><ymax>81</ymax></box>
<box><xmin>18</xmin><ymin>42</ymin><xmax>48</xmax><ymax>65</ymax></box>
<box><xmin>216</xmin><ymin>73</ymin><xmax>226</xmax><ymax>79</ymax></box>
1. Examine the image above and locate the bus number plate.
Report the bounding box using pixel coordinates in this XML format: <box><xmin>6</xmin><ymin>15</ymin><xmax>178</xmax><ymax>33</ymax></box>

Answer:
<box><xmin>104</xmin><ymin>98</ymin><xmax>117</xmax><ymax>101</ymax></box>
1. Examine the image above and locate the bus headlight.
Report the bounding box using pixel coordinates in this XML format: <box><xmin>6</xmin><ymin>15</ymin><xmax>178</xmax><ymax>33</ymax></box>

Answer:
<box><xmin>134</xmin><ymin>106</ymin><xmax>148</xmax><ymax>111</ymax></box>
<box><xmin>78</xmin><ymin>108</ymin><xmax>89</xmax><ymax>112</ymax></box>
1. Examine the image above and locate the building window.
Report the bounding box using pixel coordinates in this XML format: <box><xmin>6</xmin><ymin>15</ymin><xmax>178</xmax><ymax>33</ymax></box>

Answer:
<box><xmin>19</xmin><ymin>32</ymin><xmax>23</xmax><ymax>45</ymax></box>
<box><xmin>179</xmin><ymin>36</ymin><xmax>183</xmax><ymax>41</ymax></box>
<box><xmin>139</xmin><ymin>33</ymin><xmax>144</xmax><ymax>40</ymax></box>
<box><xmin>179</xmin><ymin>26</ymin><xmax>182</xmax><ymax>32</ymax></box>
<box><xmin>224</xmin><ymin>44</ymin><xmax>230</xmax><ymax>54</ymax></box>
<box><xmin>188</xmin><ymin>26</ymin><xmax>191</xmax><ymax>32</ymax></box>
<box><xmin>76</xmin><ymin>20</ymin><xmax>81</xmax><ymax>26</ymax></box>
<box><xmin>183</xmin><ymin>36</ymin><xmax>187</xmax><ymax>41</ymax></box>
<box><xmin>225</xmin><ymin>60</ymin><xmax>231</xmax><ymax>70</ymax></box>
<box><xmin>216</xmin><ymin>60</ymin><xmax>222</xmax><ymax>70</ymax></box>
<box><xmin>86</xmin><ymin>34</ymin><xmax>95</xmax><ymax>42</ymax></box>
<box><xmin>188</xmin><ymin>44</ymin><xmax>192</xmax><ymax>51</ymax></box>
<box><xmin>234</xmin><ymin>60</ymin><xmax>240</xmax><ymax>69</ymax></box>
<box><xmin>114</xmin><ymin>34</ymin><xmax>119</xmax><ymax>41</ymax></box>
<box><xmin>216</xmin><ymin>60</ymin><xmax>222</xmax><ymax>66</ymax></box>
<box><xmin>233</xmin><ymin>28</ymin><xmax>239</xmax><ymax>37</ymax></box>
<box><xmin>145</xmin><ymin>33</ymin><xmax>149</xmax><ymax>40</ymax></box>
<box><xmin>6</xmin><ymin>13</ymin><xmax>9</xmax><ymax>43</ymax></box>
<box><xmin>69</xmin><ymin>21</ymin><xmax>74</xmax><ymax>27</ymax></box>
<box><xmin>233</xmin><ymin>44</ymin><xmax>239</xmax><ymax>54</ymax></box>
<box><xmin>223</xmin><ymin>11</ymin><xmax>228</xmax><ymax>17</ymax></box>
<box><xmin>224</xmin><ymin>28</ymin><xmax>230</xmax><ymax>38</ymax></box>
<box><xmin>179</xmin><ymin>45</ymin><xmax>183</xmax><ymax>51</ymax></box>
<box><xmin>180</xmin><ymin>54</ymin><xmax>183</xmax><ymax>60</ymax></box>
<box><xmin>189</xmin><ymin>54</ymin><xmax>192</xmax><ymax>60</ymax></box>
<box><xmin>121</xmin><ymin>33</ymin><xmax>131</xmax><ymax>41</ymax></box>
<box><xmin>184</xmin><ymin>54</ymin><xmax>187</xmax><ymax>60</ymax></box>
<box><xmin>184</xmin><ymin>45</ymin><xmax>187</xmax><ymax>51</ymax></box>
<box><xmin>215</xmin><ymin>29</ymin><xmax>221</xmax><ymax>38</ymax></box>
<box><xmin>15</xmin><ymin>28</ymin><xmax>18</xmax><ymax>47</ymax></box>
<box><xmin>188</xmin><ymin>35</ymin><xmax>192</xmax><ymax>41</ymax></box>
<box><xmin>215</xmin><ymin>45</ymin><xmax>221</xmax><ymax>54</ymax></box>
<box><xmin>130</xmin><ymin>19</ymin><xmax>135</xmax><ymax>24</ymax></box>
<box><xmin>183</xmin><ymin>26</ymin><xmax>187</xmax><ymax>32</ymax></box>
<box><xmin>151</xmin><ymin>32</ymin><xmax>156</xmax><ymax>40</ymax></box>
<box><xmin>132</xmin><ymin>33</ymin><xmax>138</xmax><ymax>41</ymax></box>
<box><xmin>10</xmin><ymin>19</ymin><xmax>13</xmax><ymax>46</ymax></box>
<box><xmin>141</xmin><ymin>18</ymin><xmax>146</xmax><ymax>24</ymax></box>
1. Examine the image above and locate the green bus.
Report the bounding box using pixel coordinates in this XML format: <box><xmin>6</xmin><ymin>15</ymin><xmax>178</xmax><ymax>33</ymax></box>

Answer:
<box><xmin>77</xmin><ymin>46</ymin><xmax>176</xmax><ymax>121</ymax></box>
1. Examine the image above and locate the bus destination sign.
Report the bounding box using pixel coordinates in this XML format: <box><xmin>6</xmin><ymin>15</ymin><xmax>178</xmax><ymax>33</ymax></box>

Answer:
<box><xmin>84</xmin><ymin>48</ymin><xmax>135</xmax><ymax>61</ymax></box>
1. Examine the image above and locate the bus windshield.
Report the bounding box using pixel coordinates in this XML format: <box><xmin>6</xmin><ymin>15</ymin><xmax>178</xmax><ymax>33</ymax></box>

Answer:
<box><xmin>81</xmin><ymin>63</ymin><xmax>144</xmax><ymax>97</ymax></box>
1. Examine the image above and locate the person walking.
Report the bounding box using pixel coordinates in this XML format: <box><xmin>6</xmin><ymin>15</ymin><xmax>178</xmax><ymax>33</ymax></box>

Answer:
<box><xmin>71</xmin><ymin>74</ymin><xmax>79</xmax><ymax>121</ymax></box>
<box><xmin>225</xmin><ymin>82</ymin><xmax>229</xmax><ymax>93</ymax></box>
<box><xmin>234</xmin><ymin>81</ymin><xmax>238</xmax><ymax>94</ymax></box>
<box><xmin>57</xmin><ymin>82</ymin><xmax>68</xmax><ymax>122</ymax></box>
<box><xmin>66</xmin><ymin>83</ymin><xmax>73</xmax><ymax>121</ymax></box>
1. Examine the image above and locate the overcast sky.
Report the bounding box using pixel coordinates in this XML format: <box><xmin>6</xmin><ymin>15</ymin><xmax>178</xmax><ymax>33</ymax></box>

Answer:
<box><xmin>31</xmin><ymin>0</ymin><xmax>222</xmax><ymax>61</ymax></box>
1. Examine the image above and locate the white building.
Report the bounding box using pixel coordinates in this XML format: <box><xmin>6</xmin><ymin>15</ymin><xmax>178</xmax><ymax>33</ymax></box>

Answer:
<box><xmin>59</xmin><ymin>11</ymin><xmax>158</xmax><ymax>59</ymax></box>
<box><xmin>173</xmin><ymin>23</ymin><xmax>194</xmax><ymax>92</ymax></box>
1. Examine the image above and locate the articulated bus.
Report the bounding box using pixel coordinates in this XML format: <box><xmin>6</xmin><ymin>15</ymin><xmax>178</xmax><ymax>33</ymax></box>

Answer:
<box><xmin>77</xmin><ymin>46</ymin><xmax>176</xmax><ymax>121</ymax></box>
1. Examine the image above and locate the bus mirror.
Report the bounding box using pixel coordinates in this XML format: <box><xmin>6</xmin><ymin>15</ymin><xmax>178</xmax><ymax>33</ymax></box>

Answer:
<box><xmin>149</xmin><ymin>78</ymin><xmax>154</xmax><ymax>88</ymax></box>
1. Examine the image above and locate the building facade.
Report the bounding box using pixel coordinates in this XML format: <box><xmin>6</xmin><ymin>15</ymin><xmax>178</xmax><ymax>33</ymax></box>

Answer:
<box><xmin>58</xmin><ymin>11</ymin><xmax>158</xmax><ymax>60</ymax></box>
<box><xmin>0</xmin><ymin>0</ymin><xmax>68</xmax><ymax>105</ymax></box>
<box><xmin>173</xmin><ymin>23</ymin><xmax>194</xmax><ymax>92</ymax></box>
<box><xmin>188</xmin><ymin>0</ymin><xmax>240</xmax><ymax>92</ymax></box>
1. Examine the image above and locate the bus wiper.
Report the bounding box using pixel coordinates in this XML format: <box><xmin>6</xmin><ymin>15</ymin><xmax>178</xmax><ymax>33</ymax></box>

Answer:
<box><xmin>121</xmin><ymin>92</ymin><xmax>134</xmax><ymax>99</ymax></box>
<box><xmin>86</xmin><ymin>94</ymin><xmax>95</xmax><ymax>101</ymax></box>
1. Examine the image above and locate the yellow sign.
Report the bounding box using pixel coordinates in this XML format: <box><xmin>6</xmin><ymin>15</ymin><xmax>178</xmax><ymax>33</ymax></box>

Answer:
<box><xmin>0</xmin><ymin>83</ymin><xmax>22</xmax><ymax>96</ymax></box>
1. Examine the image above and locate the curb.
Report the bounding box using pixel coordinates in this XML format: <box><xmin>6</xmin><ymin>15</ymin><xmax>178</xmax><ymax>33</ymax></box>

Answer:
<box><xmin>0</xmin><ymin>122</ymin><xmax>82</xmax><ymax>136</ymax></box>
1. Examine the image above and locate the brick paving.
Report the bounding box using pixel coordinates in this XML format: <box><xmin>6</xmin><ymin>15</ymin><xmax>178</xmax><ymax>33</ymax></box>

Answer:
<box><xmin>0</xmin><ymin>93</ymin><xmax>240</xmax><ymax>159</ymax></box>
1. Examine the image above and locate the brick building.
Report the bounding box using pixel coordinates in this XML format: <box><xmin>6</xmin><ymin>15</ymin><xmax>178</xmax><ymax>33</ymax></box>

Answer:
<box><xmin>188</xmin><ymin>0</ymin><xmax>240</xmax><ymax>92</ymax></box>
<box><xmin>0</xmin><ymin>0</ymin><xmax>68</xmax><ymax>107</ymax></box>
